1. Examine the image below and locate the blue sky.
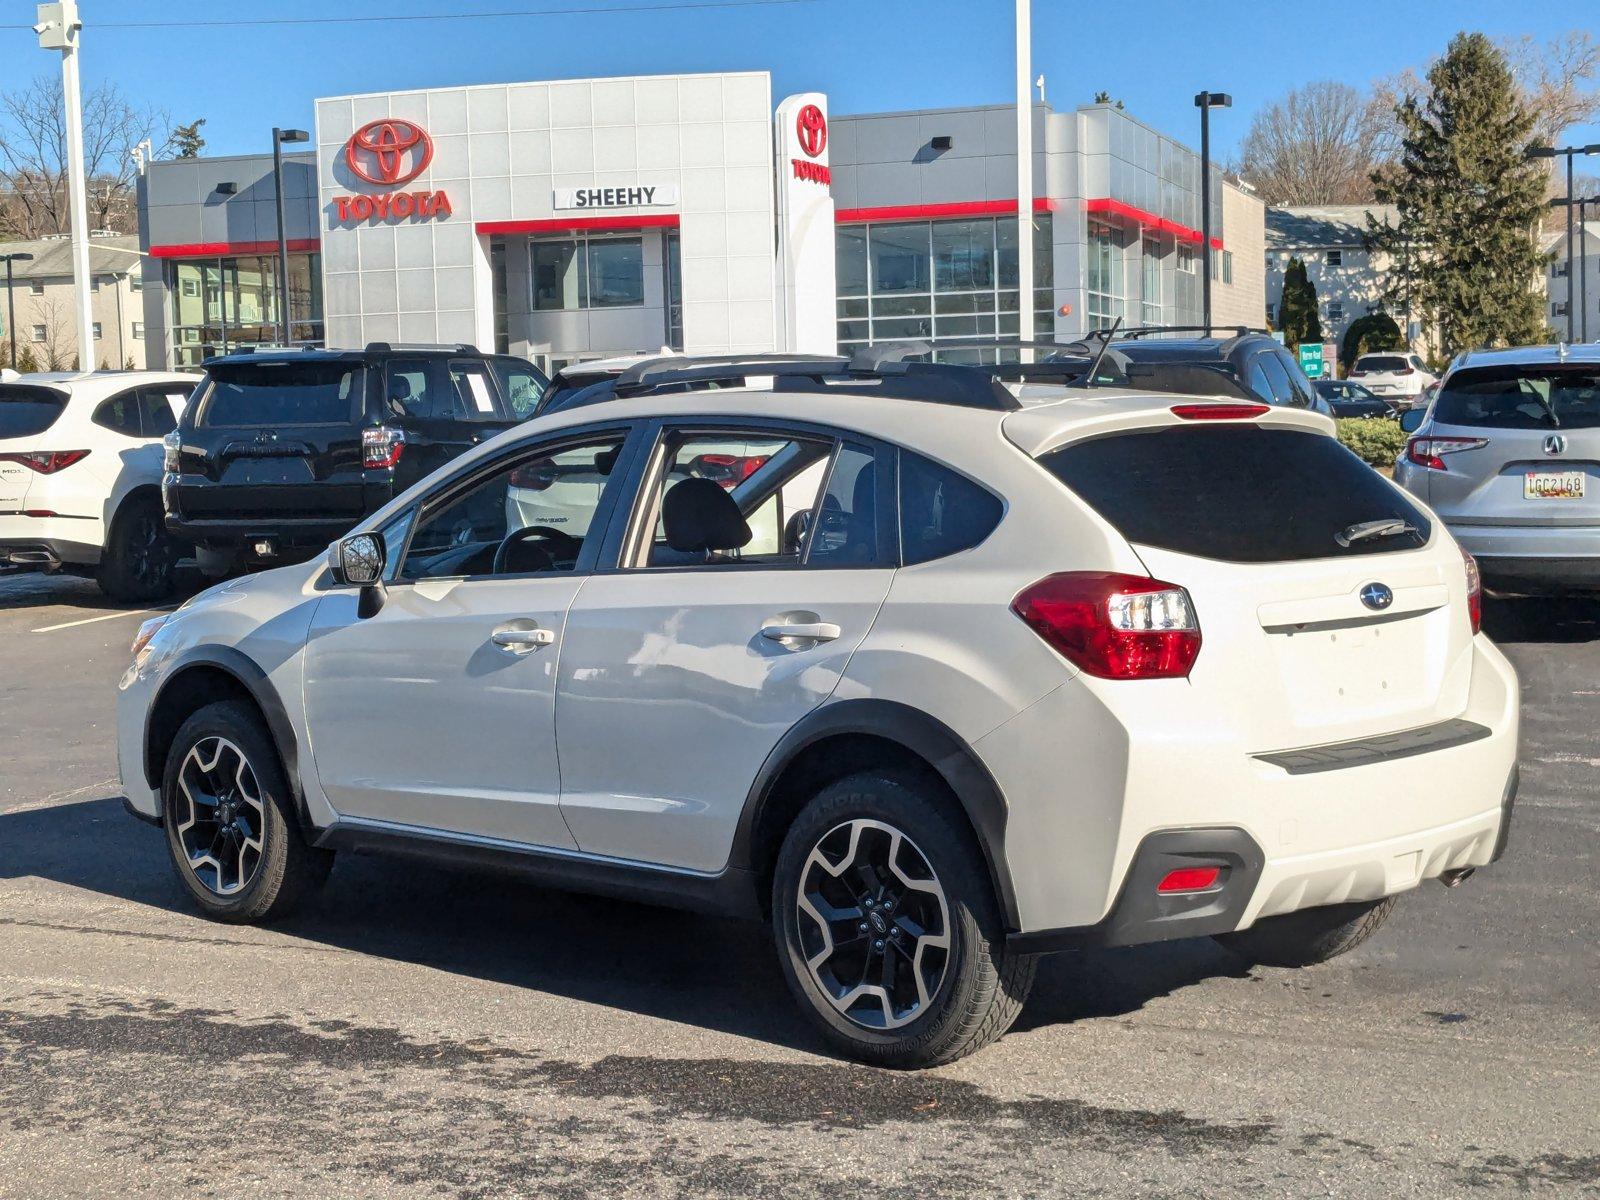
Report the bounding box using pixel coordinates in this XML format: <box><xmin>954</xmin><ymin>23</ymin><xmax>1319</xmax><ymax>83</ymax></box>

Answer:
<box><xmin>1</xmin><ymin>0</ymin><xmax>1595</xmax><ymax>160</ymax></box>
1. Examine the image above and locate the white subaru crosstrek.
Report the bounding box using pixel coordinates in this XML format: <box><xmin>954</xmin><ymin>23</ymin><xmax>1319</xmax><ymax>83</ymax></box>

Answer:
<box><xmin>1</xmin><ymin>369</ymin><xmax>197</xmax><ymax>599</ymax></box>
<box><xmin>117</xmin><ymin>355</ymin><xmax>1519</xmax><ymax>1068</ymax></box>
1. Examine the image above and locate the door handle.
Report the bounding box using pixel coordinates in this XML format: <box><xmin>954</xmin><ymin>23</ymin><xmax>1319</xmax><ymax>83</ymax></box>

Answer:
<box><xmin>759</xmin><ymin>621</ymin><xmax>841</xmax><ymax>644</ymax></box>
<box><xmin>491</xmin><ymin>625</ymin><xmax>554</xmax><ymax>652</ymax></box>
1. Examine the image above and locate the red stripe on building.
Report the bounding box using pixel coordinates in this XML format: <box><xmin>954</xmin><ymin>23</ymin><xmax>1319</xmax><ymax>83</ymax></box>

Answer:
<box><xmin>475</xmin><ymin>214</ymin><xmax>681</xmax><ymax>236</ymax></box>
<box><xmin>1084</xmin><ymin>198</ymin><xmax>1223</xmax><ymax>250</ymax></box>
<box><xmin>835</xmin><ymin>198</ymin><xmax>1055</xmax><ymax>223</ymax></box>
<box><xmin>148</xmin><ymin>239</ymin><xmax>321</xmax><ymax>258</ymax></box>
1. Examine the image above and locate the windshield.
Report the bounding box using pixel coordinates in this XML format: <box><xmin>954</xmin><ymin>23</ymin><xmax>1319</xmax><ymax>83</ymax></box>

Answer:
<box><xmin>197</xmin><ymin>361</ymin><xmax>363</xmax><ymax>427</ymax></box>
<box><xmin>1432</xmin><ymin>365</ymin><xmax>1600</xmax><ymax>430</ymax></box>
<box><xmin>0</xmin><ymin>385</ymin><xmax>69</xmax><ymax>438</ymax></box>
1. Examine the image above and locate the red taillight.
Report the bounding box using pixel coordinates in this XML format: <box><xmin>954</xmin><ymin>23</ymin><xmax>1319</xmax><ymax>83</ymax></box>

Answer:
<box><xmin>1169</xmin><ymin>402</ymin><xmax>1270</xmax><ymax>421</ymax></box>
<box><xmin>362</xmin><ymin>426</ymin><xmax>405</xmax><ymax>470</ymax></box>
<box><xmin>1011</xmin><ymin>571</ymin><xmax>1201</xmax><ymax>680</ymax></box>
<box><xmin>1462</xmin><ymin>546</ymin><xmax>1482</xmax><ymax>635</ymax></box>
<box><xmin>1396</xmin><ymin>366</ymin><xmax>1415</xmax><ymax>375</ymax></box>
<box><xmin>1406</xmin><ymin>435</ymin><xmax>1486</xmax><ymax>471</ymax></box>
<box><xmin>1157</xmin><ymin>866</ymin><xmax>1222</xmax><ymax>894</ymax></box>
<box><xmin>692</xmin><ymin>452</ymin><xmax>769</xmax><ymax>488</ymax></box>
<box><xmin>0</xmin><ymin>450</ymin><xmax>90</xmax><ymax>474</ymax></box>
<box><xmin>508</xmin><ymin>461</ymin><xmax>556</xmax><ymax>491</ymax></box>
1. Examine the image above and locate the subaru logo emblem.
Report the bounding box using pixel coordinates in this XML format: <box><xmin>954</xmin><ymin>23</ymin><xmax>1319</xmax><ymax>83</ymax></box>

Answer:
<box><xmin>1359</xmin><ymin>582</ymin><xmax>1394</xmax><ymax>611</ymax></box>
<box><xmin>1544</xmin><ymin>434</ymin><xmax>1566</xmax><ymax>456</ymax></box>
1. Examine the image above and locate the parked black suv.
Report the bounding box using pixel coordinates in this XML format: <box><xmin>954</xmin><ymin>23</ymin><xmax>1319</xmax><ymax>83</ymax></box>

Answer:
<box><xmin>1108</xmin><ymin>328</ymin><xmax>1332</xmax><ymax>414</ymax></box>
<box><xmin>164</xmin><ymin>344</ymin><xmax>547</xmax><ymax>575</ymax></box>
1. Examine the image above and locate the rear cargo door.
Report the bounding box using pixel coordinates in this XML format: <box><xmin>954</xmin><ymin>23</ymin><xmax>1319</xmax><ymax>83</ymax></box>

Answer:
<box><xmin>0</xmin><ymin>385</ymin><xmax>70</xmax><ymax>511</ymax></box>
<box><xmin>1040</xmin><ymin>423</ymin><xmax>1475</xmax><ymax>751</ymax></box>
<box><xmin>177</xmin><ymin>360</ymin><xmax>367</xmax><ymax>522</ymax></box>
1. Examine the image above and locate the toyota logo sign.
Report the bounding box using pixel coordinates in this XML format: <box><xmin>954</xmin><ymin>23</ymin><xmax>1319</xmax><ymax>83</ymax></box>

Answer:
<box><xmin>346</xmin><ymin>119</ymin><xmax>433</xmax><ymax>187</ymax></box>
<box><xmin>796</xmin><ymin>104</ymin><xmax>827</xmax><ymax>159</ymax></box>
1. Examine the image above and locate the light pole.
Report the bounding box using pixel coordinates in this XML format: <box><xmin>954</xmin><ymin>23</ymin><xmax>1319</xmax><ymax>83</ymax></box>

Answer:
<box><xmin>34</xmin><ymin>2</ymin><xmax>94</xmax><ymax>369</ymax></box>
<box><xmin>1194</xmin><ymin>91</ymin><xmax>1232</xmax><ymax>333</ymax></box>
<box><xmin>272</xmin><ymin>128</ymin><xmax>310</xmax><ymax>345</ymax></box>
<box><xmin>1015</xmin><ymin>0</ymin><xmax>1034</xmax><ymax>347</ymax></box>
<box><xmin>1582</xmin><ymin>196</ymin><xmax>1591</xmax><ymax>343</ymax></box>
<box><xmin>1528</xmin><ymin>142</ymin><xmax>1600</xmax><ymax>342</ymax></box>
<box><xmin>2</xmin><ymin>252</ymin><xmax>35</xmax><ymax>369</ymax></box>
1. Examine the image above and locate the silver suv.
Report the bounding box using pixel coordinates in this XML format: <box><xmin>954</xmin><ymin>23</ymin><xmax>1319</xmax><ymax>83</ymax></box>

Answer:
<box><xmin>1396</xmin><ymin>344</ymin><xmax>1600</xmax><ymax>593</ymax></box>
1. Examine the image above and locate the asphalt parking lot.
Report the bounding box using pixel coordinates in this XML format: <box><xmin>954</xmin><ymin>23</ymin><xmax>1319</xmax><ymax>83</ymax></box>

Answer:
<box><xmin>1</xmin><ymin>569</ymin><xmax>1597</xmax><ymax>1198</ymax></box>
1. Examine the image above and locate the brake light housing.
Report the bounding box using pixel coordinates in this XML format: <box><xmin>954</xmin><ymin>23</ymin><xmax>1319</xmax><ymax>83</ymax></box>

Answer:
<box><xmin>1011</xmin><ymin>572</ymin><xmax>1201</xmax><ymax>679</ymax></box>
<box><xmin>1169</xmin><ymin>402</ymin><xmax>1270</xmax><ymax>421</ymax></box>
<box><xmin>362</xmin><ymin>426</ymin><xmax>405</xmax><ymax>470</ymax></box>
<box><xmin>508</xmin><ymin>461</ymin><xmax>556</xmax><ymax>491</ymax></box>
<box><xmin>163</xmin><ymin>430</ymin><xmax>181</xmax><ymax>473</ymax></box>
<box><xmin>0</xmin><ymin>450</ymin><xmax>90</xmax><ymax>474</ymax></box>
<box><xmin>1406</xmin><ymin>435</ymin><xmax>1486</xmax><ymax>472</ymax></box>
<box><xmin>1462</xmin><ymin>546</ymin><xmax>1482</xmax><ymax>635</ymax></box>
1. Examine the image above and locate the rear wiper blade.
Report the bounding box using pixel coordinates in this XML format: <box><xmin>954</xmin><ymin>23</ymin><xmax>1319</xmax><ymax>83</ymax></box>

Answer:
<box><xmin>1533</xmin><ymin>394</ymin><xmax>1561</xmax><ymax>427</ymax></box>
<box><xmin>1337</xmin><ymin>518</ymin><xmax>1419</xmax><ymax>547</ymax></box>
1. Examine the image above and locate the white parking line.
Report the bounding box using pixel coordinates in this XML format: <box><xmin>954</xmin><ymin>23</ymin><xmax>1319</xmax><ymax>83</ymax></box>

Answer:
<box><xmin>31</xmin><ymin>608</ymin><xmax>161</xmax><ymax>634</ymax></box>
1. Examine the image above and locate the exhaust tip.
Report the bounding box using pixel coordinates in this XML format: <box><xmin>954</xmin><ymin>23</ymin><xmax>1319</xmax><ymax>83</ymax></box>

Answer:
<box><xmin>1438</xmin><ymin>867</ymin><xmax>1476</xmax><ymax>889</ymax></box>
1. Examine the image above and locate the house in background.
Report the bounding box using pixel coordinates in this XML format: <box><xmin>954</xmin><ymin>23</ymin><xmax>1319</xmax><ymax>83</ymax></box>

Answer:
<box><xmin>0</xmin><ymin>233</ymin><xmax>149</xmax><ymax>371</ymax></box>
<box><xmin>1542</xmin><ymin>220</ymin><xmax>1600</xmax><ymax>344</ymax></box>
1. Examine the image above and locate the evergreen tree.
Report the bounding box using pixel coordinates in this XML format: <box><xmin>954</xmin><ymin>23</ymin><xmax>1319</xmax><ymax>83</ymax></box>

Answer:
<box><xmin>1278</xmin><ymin>255</ymin><xmax>1323</xmax><ymax>350</ymax></box>
<box><xmin>1340</xmin><ymin>311</ymin><xmax>1403</xmax><ymax>370</ymax></box>
<box><xmin>16</xmin><ymin>345</ymin><xmax>40</xmax><ymax>373</ymax></box>
<box><xmin>1368</xmin><ymin>32</ymin><xmax>1549</xmax><ymax>355</ymax></box>
<box><xmin>171</xmin><ymin>118</ymin><xmax>207</xmax><ymax>159</ymax></box>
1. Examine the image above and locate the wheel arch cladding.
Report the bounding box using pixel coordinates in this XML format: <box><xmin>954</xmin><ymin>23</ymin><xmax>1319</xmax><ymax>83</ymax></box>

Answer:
<box><xmin>143</xmin><ymin>647</ymin><xmax>313</xmax><ymax>837</ymax></box>
<box><xmin>733</xmin><ymin>699</ymin><xmax>1020</xmax><ymax>929</ymax></box>
<box><xmin>106</xmin><ymin>481</ymin><xmax>162</xmax><ymax>536</ymax></box>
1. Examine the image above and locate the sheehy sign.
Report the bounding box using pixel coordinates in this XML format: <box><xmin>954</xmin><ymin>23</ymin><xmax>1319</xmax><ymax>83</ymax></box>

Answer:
<box><xmin>333</xmin><ymin>119</ymin><xmax>452</xmax><ymax>224</ymax></box>
<box><xmin>774</xmin><ymin>93</ymin><xmax>836</xmax><ymax>355</ymax></box>
<box><xmin>553</xmin><ymin>184</ymin><xmax>680</xmax><ymax>210</ymax></box>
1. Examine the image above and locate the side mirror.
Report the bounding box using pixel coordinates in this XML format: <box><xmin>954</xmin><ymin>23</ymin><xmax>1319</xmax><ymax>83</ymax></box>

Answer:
<box><xmin>1398</xmin><ymin>408</ymin><xmax>1425</xmax><ymax>434</ymax></box>
<box><xmin>331</xmin><ymin>532</ymin><xmax>387</xmax><ymax>618</ymax></box>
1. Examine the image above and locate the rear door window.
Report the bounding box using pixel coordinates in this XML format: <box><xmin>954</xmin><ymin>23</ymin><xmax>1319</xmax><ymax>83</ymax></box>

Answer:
<box><xmin>139</xmin><ymin>388</ymin><xmax>183</xmax><ymax>437</ymax></box>
<box><xmin>1255</xmin><ymin>352</ymin><xmax>1298</xmax><ymax>407</ymax></box>
<box><xmin>1432</xmin><ymin>365</ymin><xmax>1600</xmax><ymax>429</ymax></box>
<box><xmin>491</xmin><ymin>358</ymin><xmax>549</xmax><ymax>419</ymax></box>
<box><xmin>384</xmin><ymin>358</ymin><xmax>439</xmax><ymax>421</ymax></box>
<box><xmin>448</xmin><ymin>360</ymin><xmax>505</xmax><ymax>420</ymax></box>
<box><xmin>92</xmin><ymin>390</ymin><xmax>144</xmax><ymax>436</ymax></box>
<box><xmin>899</xmin><ymin>451</ymin><xmax>1003</xmax><ymax>564</ymax></box>
<box><xmin>1040</xmin><ymin>426</ymin><xmax>1430</xmax><ymax>562</ymax></box>
<box><xmin>198</xmin><ymin>362</ymin><xmax>362</xmax><ymax>427</ymax></box>
<box><xmin>0</xmin><ymin>385</ymin><xmax>68</xmax><ymax>437</ymax></box>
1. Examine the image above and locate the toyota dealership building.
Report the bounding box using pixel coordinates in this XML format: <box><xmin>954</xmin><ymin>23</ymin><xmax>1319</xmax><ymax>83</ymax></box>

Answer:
<box><xmin>135</xmin><ymin>70</ymin><xmax>1263</xmax><ymax>372</ymax></box>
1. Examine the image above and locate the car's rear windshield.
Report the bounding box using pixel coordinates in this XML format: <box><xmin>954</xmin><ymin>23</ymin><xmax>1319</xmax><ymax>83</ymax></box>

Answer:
<box><xmin>1432</xmin><ymin>364</ymin><xmax>1600</xmax><ymax>430</ymax></box>
<box><xmin>1039</xmin><ymin>425</ymin><xmax>1431</xmax><ymax>562</ymax></box>
<box><xmin>197</xmin><ymin>362</ymin><xmax>363</xmax><ymax>427</ymax></box>
<box><xmin>0</xmin><ymin>385</ymin><xmax>69</xmax><ymax>438</ymax></box>
<box><xmin>1357</xmin><ymin>355</ymin><xmax>1407</xmax><ymax>371</ymax></box>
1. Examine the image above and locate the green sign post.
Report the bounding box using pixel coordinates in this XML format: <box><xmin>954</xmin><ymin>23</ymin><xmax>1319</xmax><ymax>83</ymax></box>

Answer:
<box><xmin>1298</xmin><ymin>342</ymin><xmax>1325</xmax><ymax>379</ymax></box>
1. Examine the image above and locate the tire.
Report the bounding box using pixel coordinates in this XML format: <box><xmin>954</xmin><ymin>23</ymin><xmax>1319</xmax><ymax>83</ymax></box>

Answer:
<box><xmin>161</xmin><ymin>700</ymin><xmax>332</xmax><ymax>924</ymax></box>
<box><xmin>772</xmin><ymin>770</ymin><xmax>1035</xmax><ymax>1069</ymax></box>
<box><xmin>99</xmin><ymin>496</ymin><xmax>179</xmax><ymax>602</ymax></box>
<box><xmin>1213</xmin><ymin>896</ymin><xmax>1397</xmax><ymax>968</ymax></box>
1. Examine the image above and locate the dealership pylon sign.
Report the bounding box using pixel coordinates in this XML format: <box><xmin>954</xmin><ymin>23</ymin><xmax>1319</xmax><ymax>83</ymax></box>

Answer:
<box><xmin>774</xmin><ymin>93</ymin><xmax>837</xmax><ymax>355</ymax></box>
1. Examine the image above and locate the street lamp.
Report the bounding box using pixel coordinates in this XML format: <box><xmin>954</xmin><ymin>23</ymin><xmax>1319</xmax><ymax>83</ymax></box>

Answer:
<box><xmin>272</xmin><ymin>127</ymin><xmax>310</xmax><ymax>345</ymax></box>
<box><xmin>1194</xmin><ymin>91</ymin><xmax>1232</xmax><ymax>333</ymax></box>
<box><xmin>1</xmin><ymin>252</ymin><xmax>35</xmax><ymax>369</ymax></box>
<box><xmin>1528</xmin><ymin>142</ymin><xmax>1600</xmax><ymax>342</ymax></box>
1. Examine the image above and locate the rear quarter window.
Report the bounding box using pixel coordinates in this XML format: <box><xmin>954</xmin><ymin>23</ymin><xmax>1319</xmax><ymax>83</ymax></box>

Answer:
<box><xmin>197</xmin><ymin>362</ymin><xmax>363</xmax><ymax>427</ymax></box>
<box><xmin>899</xmin><ymin>450</ymin><xmax>1003</xmax><ymax>565</ymax></box>
<box><xmin>1040</xmin><ymin>425</ymin><xmax>1430</xmax><ymax>563</ymax></box>
<box><xmin>0</xmin><ymin>385</ymin><xmax>69</xmax><ymax>437</ymax></box>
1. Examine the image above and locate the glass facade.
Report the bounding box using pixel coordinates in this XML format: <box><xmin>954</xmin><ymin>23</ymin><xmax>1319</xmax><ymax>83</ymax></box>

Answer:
<box><xmin>1140</xmin><ymin>234</ymin><xmax>1163</xmax><ymax>326</ymax></box>
<box><xmin>532</xmin><ymin>235</ymin><xmax>646</xmax><ymax>310</ymax></box>
<box><xmin>835</xmin><ymin>214</ymin><xmax>1053</xmax><ymax>361</ymax></box>
<box><xmin>1086</xmin><ymin>219</ymin><xmax>1126</xmax><ymax>330</ymax></box>
<box><xmin>167</xmin><ymin>253</ymin><xmax>322</xmax><ymax>367</ymax></box>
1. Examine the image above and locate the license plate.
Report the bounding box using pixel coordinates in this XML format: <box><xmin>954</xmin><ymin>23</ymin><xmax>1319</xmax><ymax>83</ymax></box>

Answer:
<box><xmin>1524</xmin><ymin>470</ymin><xmax>1585</xmax><ymax>500</ymax></box>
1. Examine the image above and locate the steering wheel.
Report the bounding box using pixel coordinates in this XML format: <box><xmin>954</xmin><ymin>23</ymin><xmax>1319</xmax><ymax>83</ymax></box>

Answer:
<box><xmin>492</xmin><ymin>525</ymin><xmax>582</xmax><ymax>575</ymax></box>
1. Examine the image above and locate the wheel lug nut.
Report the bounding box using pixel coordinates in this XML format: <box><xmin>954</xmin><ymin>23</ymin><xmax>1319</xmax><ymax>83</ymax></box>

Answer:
<box><xmin>874</xmin><ymin>940</ymin><xmax>884</xmax><ymax>951</ymax></box>
<box><xmin>863</xmin><ymin>898</ymin><xmax>874</xmax><ymax>908</ymax></box>
<box><xmin>858</xmin><ymin>922</ymin><xmax>869</xmax><ymax>933</ymax></box>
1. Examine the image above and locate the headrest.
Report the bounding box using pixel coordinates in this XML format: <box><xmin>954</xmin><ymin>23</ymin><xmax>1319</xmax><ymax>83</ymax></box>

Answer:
<box><xmin>662</xmin><ymin>477</ymin><xmax>751</xmax><ymax>554</ymax></box>
<box><xmin>595</xmin><ymin>446</ymin><xmax>620</xmax><ymax>476</ymax></box>
<box><xmin>388</xmin><ymin>376</ymin><xmax>413</xmax><ymax>400</ymax></box>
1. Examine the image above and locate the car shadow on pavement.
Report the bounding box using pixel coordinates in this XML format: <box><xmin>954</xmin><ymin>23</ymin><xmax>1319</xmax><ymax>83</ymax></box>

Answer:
<box><xmin>0</xmin><ymin>569</ymin><xmax>203</xmax><ymax>612</ymax></box>
<box><xmin>3</xmin><ymin>796</ymin><xmax>1251</xmax><ymax>1056</ymax></box>
<box><xmin>1481</xmin><ymin>595</ymin><xmax>1600</xmax><ymax>644</ymax></box>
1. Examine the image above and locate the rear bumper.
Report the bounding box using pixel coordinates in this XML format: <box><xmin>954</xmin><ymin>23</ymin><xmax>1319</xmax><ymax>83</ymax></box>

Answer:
<box><xmin>979</xmin><ymin>636</ymin><xmax>1520</xmax><ymax>940</ymax></box>
<box><xmin>0</xmin><ymin>525</ymin><xmax>102</xmax><ymax>568</ymax></box>
<box><xmin>1442</xmin><ymin>521</ymin><xmax>1600</xmax><ymax>591</ymax></box>
<box><xmin>167</xmin><ymin>515</ymin><xmax>361</xmax><ymax>556</ymax></box>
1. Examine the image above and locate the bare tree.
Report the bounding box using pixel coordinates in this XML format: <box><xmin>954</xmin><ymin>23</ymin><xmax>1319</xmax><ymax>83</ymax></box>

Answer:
<box><xmin>0</xmin><ymin>75</ymin><xmax>183</xmax><ymax>239</ymax></box>
<box><xmin>1236</xmin><ymin>81</ymin><xmax>1389</xmax><ymax>206</ymax></box>
<box><xmin>1504</xmin><ymin>31</ymin><xmax>1600</xmax><ymax>147</ymax></box>
<box><xmin>27</xmin><ymin>294</ymin><xmax>73</xmax><ymax>371</ymax></box>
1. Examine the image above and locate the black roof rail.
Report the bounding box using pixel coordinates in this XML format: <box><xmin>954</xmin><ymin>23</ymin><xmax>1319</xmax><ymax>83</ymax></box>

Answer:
<box><xmin>852</xmin><ymin>327</ymin><xmax>1132</xmax><ymax>389</ymax></box>
<box><xmin>1116</xmin><ymin>324</ymin><xmax>1267</xmax><ymax>340</ymax></box>
<box><xmin>363</xmin><ymin>341</ymin><xmax>481</xmax><ymax>355</ymax></box>
<box><xmin>604</xmin><ymin>352</ymin><xmax>1020</xmax><ymax>412</ymax></box>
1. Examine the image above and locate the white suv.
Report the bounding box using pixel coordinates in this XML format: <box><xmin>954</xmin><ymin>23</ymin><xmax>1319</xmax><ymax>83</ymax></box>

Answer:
<box><xmin>116</xmin><ymin>356</ymin><xmax>1519</xmax><ymax>1067</ymax></box>
<box><xmin>1</xmin><ymin>370</ymin><xmax>197</xmax><ymax>599</ymax></box>
<box><xmin>1349</xmin><ymin>352</ymin><xmax>1438</xmax><ymax>407</ymax></box>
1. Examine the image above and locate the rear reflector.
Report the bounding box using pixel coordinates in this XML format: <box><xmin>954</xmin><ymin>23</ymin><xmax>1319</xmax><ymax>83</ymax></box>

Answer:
<box><xmin>1011</xmin><ymin>571</ymin><xmax>1201</xmax><ymax>680</ymax></box>
<box><xmin>362</xmin><ymin>426</ymin><xmax>405</xmax><ymax>470</ymax></box>
<box><xmin>1169</xmin><ymin>403</ymin><xmax>1270</xmax><ymax>421</ymax></box>
<box><xmin>0</xmin><ymin>450</ymin><xmax>90</xmax><ymax>473</ymax></box>
<box><xmin>22</xmin><ymin>509</ymin><xmax>57</xmax><ymax>518</ymax></box>
<box><xmin>1156</xmin><ymin>866</ymin><xmax>1221</xmax><ymax>894</ymax></box>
